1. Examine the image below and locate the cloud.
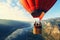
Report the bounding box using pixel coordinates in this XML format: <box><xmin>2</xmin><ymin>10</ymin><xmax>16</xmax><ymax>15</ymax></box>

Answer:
<box><xmin>0</xmin><ymin>0</ymin><xmax>7</xmax><ymax>3</ymax></box>
<box><xmin>5</xmin><ymin>29</ymin><xmax>24</xmax><ymax>40</ymax></box>
<box><xmin>0</xmin><ymin>0</ymin><xmax>34</xmax><ymax>23</ymax></box>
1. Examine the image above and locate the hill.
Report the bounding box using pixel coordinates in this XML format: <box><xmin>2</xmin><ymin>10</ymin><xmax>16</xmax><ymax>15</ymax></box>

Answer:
<box><xmin>42</xmin><ymin>17</ymin><xmax>60</xmax><ymax>40</ymax></box>
<box><xmin>0</xmin><ymin>19</ymin><xmax>32</xmax><ymax>40</ymax></box>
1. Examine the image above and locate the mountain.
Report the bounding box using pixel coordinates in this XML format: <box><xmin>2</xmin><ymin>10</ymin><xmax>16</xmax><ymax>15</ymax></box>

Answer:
<box><xmin>42</xmin><ymin>17</ymin><xmax>60</xmax><ymax>40</ymax></box>
<box><xmin>0</xmin><ymin>19</ymin><xmax>32</xmax><ymax>40</ymax></box>
<box><xmin>0</xmin><ymin>19</ymin><xmax>45</xmax><ymax>40</ymax></box>
<box><xmin>0</xmin><ymin>17</ymin><xmax>60</xmax><ymax>40</ymax></box>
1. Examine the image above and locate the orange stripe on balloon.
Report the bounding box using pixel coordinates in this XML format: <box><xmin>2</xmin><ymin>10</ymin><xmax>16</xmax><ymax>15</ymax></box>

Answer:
<box><xmin>20</xmin><ymin>0</ymin><xmax>32</xmax><ymax>13</ymax></box>
<box><xmin>27</xmin><ymin>0</ymin><xmax>35</xmax><ymax>11</ymax></box>
<box><xmin>39</xmin><ymin>12</ymin><xmax>45</xmax><ymax>20</ymax></box>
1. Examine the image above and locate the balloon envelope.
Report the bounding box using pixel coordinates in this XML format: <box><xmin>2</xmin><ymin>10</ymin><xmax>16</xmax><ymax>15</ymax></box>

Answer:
<box><xmin>20</xmin><ymin>0</ymin><xmax>57</xmax><ymax>20</ymax></box>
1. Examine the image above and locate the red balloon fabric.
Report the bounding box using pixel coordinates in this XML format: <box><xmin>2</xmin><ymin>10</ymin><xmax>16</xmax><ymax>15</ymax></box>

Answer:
<box><xmin>20</xmin><ymin>0</ymin><xmax>57</xmax><ymax>20</ymax></box>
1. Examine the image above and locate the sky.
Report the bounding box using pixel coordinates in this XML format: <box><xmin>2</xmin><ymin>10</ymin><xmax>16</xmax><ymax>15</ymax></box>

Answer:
<box><xmin>0</xmin><ymin>0</ymin><xmax>34</xmax><ymax>23</ymax></box>
<box><xmin>0</xmin><ymin>0</ymin><xmax>60</xmax><ymax>22</ymax></box>
<box><xmin>42</xmin><ymin>0</ymin><xmax>60</xmax><ymax>20</ymax></box>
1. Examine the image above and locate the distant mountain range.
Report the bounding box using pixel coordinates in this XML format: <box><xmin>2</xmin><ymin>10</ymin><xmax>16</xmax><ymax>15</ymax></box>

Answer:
<box><xmin>42</xmin><ymin>17</ymin><xmax>60</xmax><ymax>21</ymax></box>
<box><xmin>42</xmin><ymin>17</ymin><xmax>60</xmax><ymax>28</ymax></box>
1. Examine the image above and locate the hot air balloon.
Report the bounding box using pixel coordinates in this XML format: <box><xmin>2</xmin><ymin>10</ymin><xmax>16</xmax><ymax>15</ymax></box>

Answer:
<box><xmin>20</xmin><ymin>0</ymin><xmax>57</xmax><ymax>20</ymax></box>
<box><xmin>20</xmin><ymin>0</ymin><xmax>57</xmax><ymax>34</ymax></box>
